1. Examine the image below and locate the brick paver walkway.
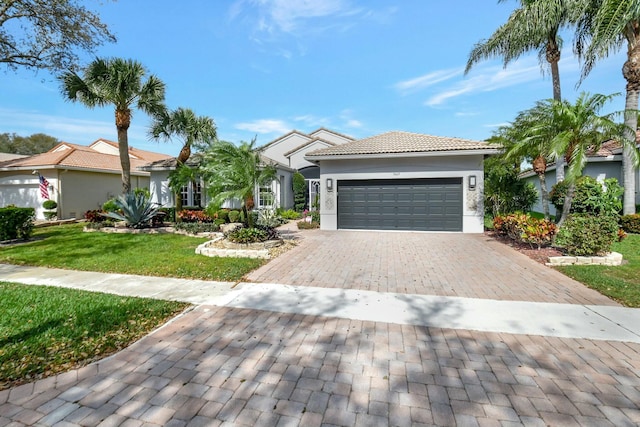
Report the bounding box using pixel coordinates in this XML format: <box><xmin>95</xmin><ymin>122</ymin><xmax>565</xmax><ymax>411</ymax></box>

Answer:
<box><xmin>247</xmin><ymin>230</ymin><xmax>617</xmax><ymax>306</ymax></box>
<box><xmin>2</xmin><ymin>306</ymin><xmax>639</xmax><ymax>426</ymax></box>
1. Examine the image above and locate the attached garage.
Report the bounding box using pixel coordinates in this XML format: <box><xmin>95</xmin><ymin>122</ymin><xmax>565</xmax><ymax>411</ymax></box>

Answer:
<box><xmin>305</xmin><ymin>131</ymin><xmax>500</xmax><ymax>233</ymax></box>
<box><xmin>337</xmin><ymin>178</ymin><xmax>462</xmax><ymax>231</ymax></box>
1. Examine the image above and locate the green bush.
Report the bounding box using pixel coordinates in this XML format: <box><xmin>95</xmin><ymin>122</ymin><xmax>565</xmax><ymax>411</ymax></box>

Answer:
<box><xmin>228</xmin><ymin>210</ymin><xmax>241</xmax><ymax>222</ymax></box>
<box><xmin>0</xmin><ymin>206</ymin><xmax>35</xmax><ymax>240</ymax></box>
<box><xmin>550</xmin><ymin>176</ymin><xmax>622</xmax><ymax>216</ymax></box>
<box><xmin>621</xmin><ymin>214</ymin><xmax>640</xmax><ymax>234</ymax></box>
<box><xmin>43</xmin><ymin>211</ymin><xmax>57</xmax><ymax>220</ymax></box>
<box><xmin>483</xmin><ymin>156</ymin><xmax>538</xmax><ymax>216</ymax></box>
<box><xmin>173</xmin><ymin>222</ymin><xmax>220</xmax><ymax>234</ymax></box>
<box><xmin>492</xmin><ymin>213</ymin><xmax>557</xmax><ymax>249</ymax></box>
<box><xmin>215</xmin><ymin>209</ymin><xmax>229</xmax><ymax>222</ymax></box>
<box><xmin>226</xmin><ymin>227</ymin><xmax>269</xmax><ymax>243</ymax></box>
<box><xmin>157</xmin><ymin>207</ymin><xmax>175</xmax><ymax>222</ymax></box>
<box><xmin>278</xmin><ymin>209</ymin><xmax>301</xmax><ymax>220</ymax></box>
<box><xmin>42</xmin><ymin>200</ymin><xmax>57</xmax><ymax>210</ymax></box>
<box><xmin>293</xmin><ymin>172</ymin><xmax>307</xmax><ymax>212</ymax></box>
<box><xmin>554</xmin><ymin>214</ymin><xmax>619</xmax><ymax>256</ymax></box>
<box><xmin>102</xmin><ymin>198</ymin><xmax>119</xmax><ymax>212</ymax></box>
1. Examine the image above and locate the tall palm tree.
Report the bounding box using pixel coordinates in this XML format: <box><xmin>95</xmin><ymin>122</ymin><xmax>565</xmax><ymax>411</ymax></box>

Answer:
<box><xmin>465</xmin><ymin>0</ymin><xmax>580</xmax><ymax>182</ymax></box>
<box><xmin>60</xmin><ymin>57</ymin><xmax>166</xmax><ymax>193</ymax></box>
<box><xmin>150</xmin><ymin>107</ymin><xmax>217</xmax><ymax>213</ymax></box>
<box><xmin>200</xmin><ymin>139</ymin><xmax>276</xmax><ymax>227</ymax></box>
<box><xmin>576</xmin><ymin>0</ymin><xmax>640</xmax><ymax>214</ymax></box>
<box><xmin>528</xmin><ymin>92</ymin><xmax>627</xmax><ymax>226</ymax></box>
<box><xmin>498</xmin><ymin>106</ymin><xmax>557</xmax><ymax>219</ymax></box>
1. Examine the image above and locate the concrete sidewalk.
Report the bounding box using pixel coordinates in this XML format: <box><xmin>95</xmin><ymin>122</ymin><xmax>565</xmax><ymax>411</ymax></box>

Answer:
<box><xmin>2</xmin><ymin>263</ymin><xmax>639</xmax><ymax>343</ymax></box>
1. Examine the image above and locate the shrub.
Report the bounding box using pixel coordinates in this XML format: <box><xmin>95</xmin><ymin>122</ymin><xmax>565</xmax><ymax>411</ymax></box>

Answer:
<box><xmin>228</xmin><ymin>210</ymin><xmax>241</xmax><ymax>223</ymax></box>
<box><xmin>42</xmin><ymin>200</ymin><xmax>58</xmax><ymax>210</ymax></box>
<box><xmin>43</xmin><ymin>211</ymin><xmax>57</xmax><ymax>220</ymax></box>
<box><xmin>550</xmin><ymin>176</ymin><xmax>622</xmax><ymax>216</ymax></box>
<box><xmin>484</xmin><ymin>156</ymin><xmax>538</xmax><ymax>216</ymax></box>
<box><xmin>0</xmin><ymin>206</ymin><xmax>35</xmax><ymax>240</ymax></box>
<box><xmin>493</xmin><ymin>213</ymin><xmax>557</xmax><ymax>249</ymax></box>
<box><xmin>257</xmin><ymin>209</ymin><xmax>281</xmax><ymax>227</ymax></box>
<box><xmin>84</xmin><ymin>210</ymin><xmax>105</xmax><ymax>223</ymax></box>
<box><xmin>226</xmin><ymin>227</ymin><xmax>269</xmax><ymax>243</ymax></box>
<box><xmin>297</xmin><ymin>221</ymin><xmax>320</xmax><ymax>229</ymax></box>
<box><xmin>173</xmin><ymin>222</ymin><xmax>220</xmax><ymax>234</ymax></box>
<box><xmin>104</xmin><ymin>193</ymin><xmax>158</xmax><ymax>229</ymax></box>
<box><xmin>278</xmin><ymin>209</ymin><xmax>301</xmax><ymax>220</ymax></box>
<box><xmin>620</xmin><ymin>214</ymin><xmax>640</xmax><ymax>234</ymax></box>
<box><xmin>102</xmin><ymin>198</ymin><xmax>119</xmax><ymax>212</ymax></box>
<box><xmin>178</xmin><ymin>210</ymin><xmax>214</xmax><ymax>223</ymax></box>
<box><xmin>213</xmin><ymin>209</ymin><xmax>229</xmax><ymax>222</ymax></box>
<box><xmin>554</xmin><ymin>214</ymin><xmax>619</xmax><ymax>256</ymax></box>
<box><xmin>293</xmin><ymin>172</ymin><xmax>307</xmax><ymax>212</ymax></box>
<box><xmin>157</xmin><ymin>207</ymin><xmax>175</xmax><ymax>222</ymax></box>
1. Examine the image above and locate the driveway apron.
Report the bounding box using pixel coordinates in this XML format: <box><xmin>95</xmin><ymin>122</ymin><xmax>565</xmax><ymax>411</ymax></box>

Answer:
<box><xmin>247</xmin><ymin>229</ymin><xmax>617</xmax><ymax>306</ymax></box>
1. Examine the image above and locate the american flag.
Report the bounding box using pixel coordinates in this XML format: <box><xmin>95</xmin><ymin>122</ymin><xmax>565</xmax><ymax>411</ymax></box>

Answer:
<box><xmin>39</xmin><ymin>174</ymin><xmax>50</xmax><ymax>199</ymax></box>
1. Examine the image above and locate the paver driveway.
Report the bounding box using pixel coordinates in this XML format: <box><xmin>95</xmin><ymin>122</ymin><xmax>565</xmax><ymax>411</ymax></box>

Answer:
<box><xmin>247</xmin><ymin>230</ymin><xmax>617</xmax><ymax>306</ymax></box>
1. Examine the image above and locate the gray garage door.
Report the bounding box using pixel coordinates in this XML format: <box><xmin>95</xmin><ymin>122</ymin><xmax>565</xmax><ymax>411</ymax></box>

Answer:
<box><xmin>337</xmin><ymin>178</ymin><xmax>463</xmax><ymax>231</ymax></box>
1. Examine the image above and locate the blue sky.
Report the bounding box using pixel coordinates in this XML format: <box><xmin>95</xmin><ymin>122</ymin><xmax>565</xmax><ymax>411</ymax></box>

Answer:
<box><xmin>0</xmin><ymin>0</ymin><xmax>628</xmax><ymax>156</ymax></box>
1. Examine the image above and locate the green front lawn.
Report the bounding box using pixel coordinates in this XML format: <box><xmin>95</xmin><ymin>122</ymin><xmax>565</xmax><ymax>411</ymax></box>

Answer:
<box><xmin>0</xmin><ymin>223</ymin><xmax>264</xmax><ymax>281</ymax></box>
<box><xmin>0</xmin><ymin>282</ymin><xmax>188</xmax><ymax>389</ymax></box>
<box><xmin>557</xmin><ymin>234</ymin><xmax>640</xmax><ymax>307</ymax></box>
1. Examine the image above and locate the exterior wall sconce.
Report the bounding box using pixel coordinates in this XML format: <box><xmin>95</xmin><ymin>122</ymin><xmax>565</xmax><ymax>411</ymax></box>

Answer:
<box><xmin>326</xmin><ymin>178</ymin><xmax>333</xmax><ymax>191</ymax></box>
<box><xmin>468</xmin><ymin>175</ymin><xmax>477</xmax><ymax>190</ymax></box>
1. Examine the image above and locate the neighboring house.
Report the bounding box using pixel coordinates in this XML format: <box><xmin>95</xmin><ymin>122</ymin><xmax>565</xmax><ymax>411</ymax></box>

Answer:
<box><xmin>305</xmin><ymin>131</ymin><xmax>499</xmax><ymax>233</ymax></box>
<box><xmin>0</xmin><ymin>139</ymin><xmax>171</xmax><ymax>220</ymax></box>
<box><xmin>141</xmin><ymin>128</ymin><xmax>354</xmax><ymax>211</ymax></box>
<box><xmin>520</xmin><ymin>139</ymin><xmax>640</xmax><ymax>216</ymax></box>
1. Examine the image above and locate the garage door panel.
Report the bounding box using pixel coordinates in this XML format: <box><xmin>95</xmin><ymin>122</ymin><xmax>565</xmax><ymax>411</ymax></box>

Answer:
<box><xmin>337</xmin><ymin>178</ymin><xmax>462</xmax><ymax>231</ymax></box>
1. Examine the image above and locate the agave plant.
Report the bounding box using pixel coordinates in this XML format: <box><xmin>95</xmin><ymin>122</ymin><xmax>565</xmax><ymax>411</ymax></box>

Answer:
<box><xmin>104</xmin><ymin>192</ymin><xmax>158</xmax><ymax>228</ymax></box>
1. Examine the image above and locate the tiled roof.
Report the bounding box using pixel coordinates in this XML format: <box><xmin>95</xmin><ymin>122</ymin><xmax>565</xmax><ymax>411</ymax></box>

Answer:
<box><xmin>258</xmin><ymin>130</ymin><xmax>310</xmax><ymax>151</ymax></box>
<box><xmin>0</xmin><ymin>139</ymin><xmax>170</xmax><ymax>174</ymax></box>
<box><xmin>306</xmin><ymin>131</ymin><xmax>497</xmax><ymax>157</ymax></box>
<box><xmin>90</xmin><ymin>139</ymin><xmax>170</xmax><ymax>161</ymax></box>
<box><xmin>0</xmin><ymin>153</ymin><xmax>27</xmax><ymax>162</ymax></box>
<box><xmin>308</xmin><ymin>127</ymin><xmax>355</xmax><ymax>141</ymax></box>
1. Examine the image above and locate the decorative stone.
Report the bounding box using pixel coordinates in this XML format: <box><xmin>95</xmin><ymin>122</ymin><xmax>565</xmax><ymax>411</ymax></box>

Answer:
<box><xmin>546</xmin><ymin>252</ymin><xmax>623</xmax><ymax>266</ymax></box>
<box><xmin>195</xmin><ymin>238</ymin><xmax>283</xmax><ymax>259</ymax></box>
<box><xmin>220</xmin><ymin>222</ymin><xmax>243</xmax><ymax>233</ymax></box>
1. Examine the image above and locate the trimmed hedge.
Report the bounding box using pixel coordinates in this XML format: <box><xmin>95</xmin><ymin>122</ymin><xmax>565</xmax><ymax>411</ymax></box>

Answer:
<box><xmin>621</xmin><ymin>214</ymin><xmax>640</xmax><ymax>234</ymax></box>
<box><xmin>555</xmin><ymin>214</ymin><xmax>619</xmax><ymax>256</ymax></box>
<box><xmin>0</xmin><ymin>206</ymin><xmax>35</xmax><ymax>241</ymax></box>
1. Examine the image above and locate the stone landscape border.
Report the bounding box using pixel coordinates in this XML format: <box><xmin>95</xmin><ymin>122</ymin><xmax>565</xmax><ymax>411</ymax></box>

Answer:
<box><xmin>547</xmin><ymin>251</ymin><xmax>623</xmax><ymax>266</ymax></box>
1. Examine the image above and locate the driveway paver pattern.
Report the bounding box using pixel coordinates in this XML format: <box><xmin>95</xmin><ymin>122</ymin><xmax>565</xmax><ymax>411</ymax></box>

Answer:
<box><xmin>247</xmin><ymin>230</ymin><xmax>617</xmax><ymax>305</ymax></box>
<box><xmin>2</xmin><ymin>305</ymin><xmax>640</xmax><ymax>427</ymax></box>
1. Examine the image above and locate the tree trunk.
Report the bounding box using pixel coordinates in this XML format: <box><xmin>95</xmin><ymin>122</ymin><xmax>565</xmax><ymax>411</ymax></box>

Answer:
<box><xmin>175</xmin><ymin>191</ymin><xmax>183</xmax><ymax>222</ymax></box>
<box><xmin>547</xmin><ymin>38</ymin><xmax>566</xmax><ymax>183</ymax></box>
<box><xmin>537</xmin><ymin>172</ymin><xmax>550</xmax><ymax>220</ymax></box>
<box><xmin>115</xmin><ymin>108</ymin><xmax>131</xmax><ymax>194</ymax></box>
<box><xmin>556</xmin><ymin>182</ymin><xmax>576</xmax><ymax>229</ymax></box>
<box><xmin>621</xmin><ymin>29</ymin><xmax>640</xmax><ymax>215</ymax></box>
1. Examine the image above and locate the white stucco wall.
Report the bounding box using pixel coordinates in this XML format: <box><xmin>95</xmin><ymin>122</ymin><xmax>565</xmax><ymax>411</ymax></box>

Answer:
<box><xmin>261</xmin><ymin>133</ymin><xmax>311</xmax><ymax>167</ymax></box>
<box><xmin>149</xmin><ymin>170</ymin><xmax>173</xmax><ymax>207</ymax></box>
<box><xmin>287</xmin><ymin>141</ymin><xmax>333</xmax><ymax>171</ymax></box>
<box><xmin>317</xmin><ymin>155</ymin><xmax>486</xmax><ymax>233</ymax></box>
<box><xmin>309</xmin><ymin>129</ymin><xmax>353</xmax><ymax>145</ymax></box>
<box><xmin>0</xmin><ymin>172</ymin><xmax>57</xmax><ymax>219</ymax></box>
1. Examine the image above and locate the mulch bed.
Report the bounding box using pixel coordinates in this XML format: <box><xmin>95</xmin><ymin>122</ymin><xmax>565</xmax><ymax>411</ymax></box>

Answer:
<box><xmin>485</xmin><ymin>230</ymin><xmax>564</xmax><ymax>265</ymax></box>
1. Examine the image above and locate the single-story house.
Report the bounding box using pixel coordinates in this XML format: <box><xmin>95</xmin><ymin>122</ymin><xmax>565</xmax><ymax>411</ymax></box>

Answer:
<box><xmin>142</xmin><ymin>128</ymin><xmax>354</xmax><ymax>210</ymax></box>
<box><xmin>520</xmin><ymin>139</ymin><xmax>640</xmax><ymax>216</ymax></box>
<box><xmin>305</xmin><ymin>131</ymin><xmax>499</xmax><ymax>233</ymax></box>
<box><xmin>0</xmin><ymin>139</ymin><xmax>171</xmax><ymax>220</ymax></box>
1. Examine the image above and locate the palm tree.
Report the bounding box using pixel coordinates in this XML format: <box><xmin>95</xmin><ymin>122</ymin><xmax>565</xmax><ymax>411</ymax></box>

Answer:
<box><xmin>528</xmin><ymin>93</ymin><xmax>627</xmax><ymax>226</ymax></box>
<box><xmin>60</xmin><ymin>57</ymin><xmax>166</xmax><ymax>193</ymax></box>
<box><xmin>498</xmin><ymin>106</ymin><xmax>557</xmax><ymax>219</ymax></box>
<box><xmin>150</xmin><ymin>107</ymin><xmax>217</xmax><ymax>213</ymax></box>
<box><xmin>200</xmin><ymin>139</ymin><xmax>277</xmax><ymax>227</ymax></box>
<box><xmin>575</xmin><ymin>0</ymin><xmax>640</xmax><ymax>214</ymax></box>
<box><xmin>465</xmin><ymin>0</ymin><xmax>580</xmax><ymax>182</ymax></box>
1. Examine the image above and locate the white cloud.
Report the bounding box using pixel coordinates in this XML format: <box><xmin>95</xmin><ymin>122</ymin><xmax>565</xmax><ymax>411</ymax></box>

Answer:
<box><xmin>394</xmin><ymin>68</ymin><xmax>462</xmax><ymax>94</ymax></box>
<box><xmin>293</xmin><ymin>114</ymin><xmax>330</xmax><ymax>127</ymax></box>
<box><xmin>455</xmin><ymin>111</ymin><xmax>480</xmax><ymax>117</ymax></box>
<box><xmin>483</xmin><ymin>122</ymin><xmax>510</xmax><ymax>128</ymax></box>
<box><xmin>426</xmin><ymin>61</ymin><xmax>543</xmax><ymax>106</ymax></box>
<box><xmin>235</xmin><ymin>119</ymin><xmax>291</xmax><ymax>134</ymax></box>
